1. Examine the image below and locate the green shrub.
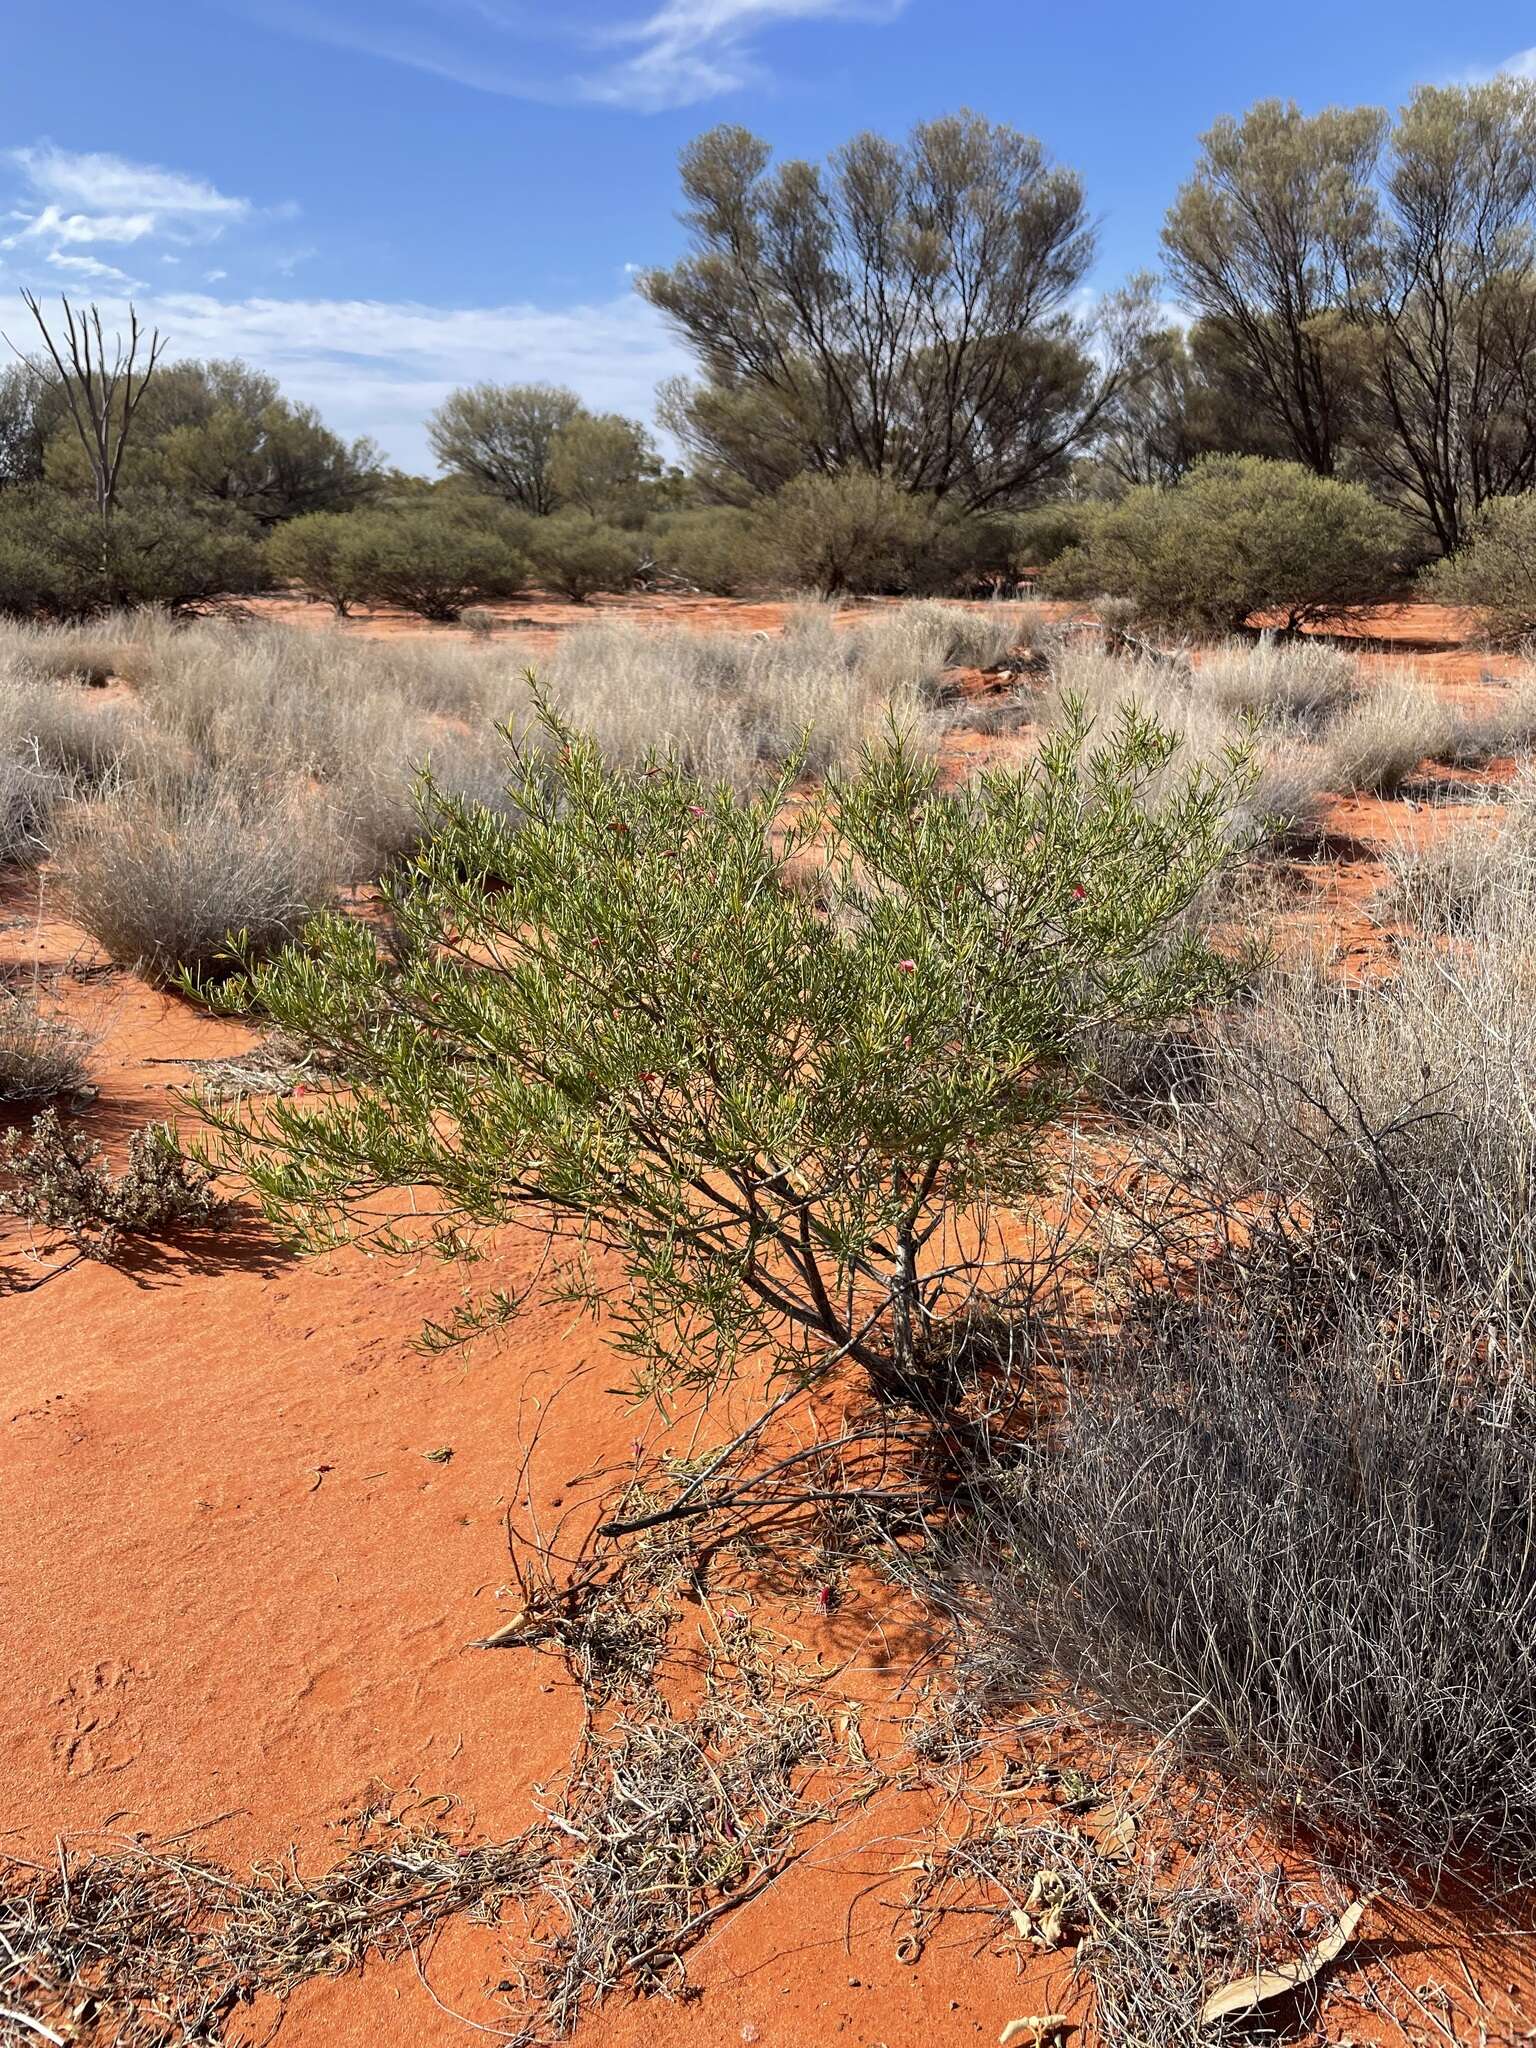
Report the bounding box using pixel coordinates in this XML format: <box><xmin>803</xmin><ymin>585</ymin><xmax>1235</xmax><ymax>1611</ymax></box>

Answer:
<box><xmin>527</xmin><ymin>513</ymin><xmax>645</xmax><ymax>602</ymax></box>
<box><xmin>342</xmin><ymin>503</ymin><xmax>529</xmax><ymax>621</ymax></box>
<box><xmin>209</xmin><ymin>702</ymin><xmax>1249</xmax><ymax>1419</ymax></box>
<box><xmin>1042</xmin><ymin>456</ymin><xmax>1408</xmax><ymax>634</ymax></box>
<box><xmin>916</xmin><ymin>509</ymin><xmax>1033</xmax><ymax>596</ymax></box>
<box><xmin>266</xmin><ymin>511</ymin><xmax>370</xmax><ymax>617</ymax></box>
<box><xmin>757</xmin><ymin>471</ymin><xmax>932</xmax><ymax>595</ymax></box>
<box><xmin>1423</xmin><ymin>494</ymin><xmax>1536</xmax><ymax>644</ymax></box>
<box><xmin>0</xmin><ymin>489</ymin><xmax>266</xmax><ymax>619</ymax></box>
<box><xmin>651</xmin><ymin>508</ymin><xmax>760</xmax><ymax>595</ymax></box>
<box><xmin>1007</xmin><ymin>502</ymin><xmax>1086</xmax><ymax>571</ymax></box>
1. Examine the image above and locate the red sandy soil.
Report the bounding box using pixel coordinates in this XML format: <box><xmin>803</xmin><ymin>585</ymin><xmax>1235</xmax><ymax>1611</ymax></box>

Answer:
<box><xmin>1</xmin><ymin>598</ymin><xmax>1532</xmax><ymax>2047</ymax></box>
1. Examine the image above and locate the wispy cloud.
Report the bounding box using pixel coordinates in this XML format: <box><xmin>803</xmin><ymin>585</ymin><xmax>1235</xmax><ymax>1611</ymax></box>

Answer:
<box><xmin>242</xmin><ymin>0</ymin><xmax>905</xmax><ymax>112</ymax></box>
<box><xmin>3</xmin><ymin>145</ymin><xmax>252</xmax><ymax>255</ymax></box>
<box><xmin>0</xmin><ymin>139</ymin><xmax>690</xmax><ymax>467</ymax></box>
<box><xmin>0</xmin><ymin>277</ymin><xmax>692</xmax><ymax>467</ymax></box>
<box><xmin>44</xmin><ymin>249</ymin><xmax>140</xmax><ymax>285</ymax></box>
<box><xmin>1454</xmin><ymin>45</ymin><xmax>1536</xmax><ymax>84</ymax></box>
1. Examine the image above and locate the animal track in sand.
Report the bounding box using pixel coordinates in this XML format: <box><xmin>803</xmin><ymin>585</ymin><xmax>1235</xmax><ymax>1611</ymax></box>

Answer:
<box><xmin>50</xmin><ymin>1658</ymin><xmax>148</xmax><ymax>1779</ymax></box>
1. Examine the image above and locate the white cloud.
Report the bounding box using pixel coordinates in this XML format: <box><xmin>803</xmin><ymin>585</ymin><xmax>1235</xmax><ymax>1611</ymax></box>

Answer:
<box><xmin>1455</xmin><ymin>45</ymin><xmax>1536</xmax><ymax>84</ymax></box>
<box><xmin>12</xmin><ymin>203</ymin><xmax>157</xmax><ymax>246</ymax></box>
<box><xmin>44</xmin><ymin>250</ymin><xmax>139</xmax><ymax>285</ymax></box>
<box><xmin>0</xmin><ymin>140</ymin><xmax>690</xmax><ymax>468</ymax></box>
<box><xmin>589</xmin><ymin>0</ymin><xmax>904</xmax><ymax>109</ymax></box>
<box><xmin>243</xmin><ymin>0</ymin><xmax>905</xmax><ymax>111</ymax></box>
<box><xmin>3</xmin><ymin>146</ymin><xmax>255</xmax><ymax>257</ymax></box>
<box><xmin>12</xmin><ymin>146</ymin><xmax>252</xmax><ymax>225</ymax></box>
<box><xmin>19</xmin><ymin>285</ymin><xmax>692</xmax><ymax>468</ymax></box>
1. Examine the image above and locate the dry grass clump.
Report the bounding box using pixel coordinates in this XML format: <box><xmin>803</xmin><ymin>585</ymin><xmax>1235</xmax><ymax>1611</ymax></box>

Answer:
<box><xmin>0</xmin><ymin>610</ymin><xmax>140</xmax><ymax>685</ymax></box>
<box><xmin>1375</xmin><ymin>824</ymin><xmax>1518</xmax><ymax>932</ymax></box>
<box><xmin>52</xmin><ymin>766</ymin><xmax>344</xmax><ymax>985</ymax></box>
<box><xmin>1194</xmin><ymin>635</ymin><xmax>1358</xmax><ymax>727</ymax></box>
<box><xmin>0</xmin><ymin>994</ymin><xmax>91</xmax><ymax>1103</ymax></box>
<box><xmin>1037</xmin><ymin>647</ymin><xmax>1328</xmax><ymax>852</ymax></box>
<box><xmin>946</xmin><ymin>1290</ymin><xmax>1536</xmax><ymax>1885</ymax></box>
<box><xmin>1442</xmin><ymin>683</ymin><xmax>1536</xmax><ymax>765</ymax></box>
<box><xmin>867</xmin><ymin>597</ymin><xmax>1059</xmax><ymax>675</ymax></box>
<box><xmin>0</xmin><ymin>678</ymin><xmax>133</xmax><ymax>783</ymax></box>
<box><xmin>1373</xmin><ymin>771</ymin><xmax>1536</xmax><ymax>931</ymax></box>
<box><xmin>902</xmin><ymin>1816</ymin><xmax>1286</xmax><ymax>2048</ymax></box>
<box><xmin>1317</xmin><ymin>670</ymin><xmax>1454</xmax><ymax>794</ymax></box>
<box><xmin>0</xmin><ymin>1810</ymin><xmax>540</xmax><ymax>2048</ymax></box>
<box><xmin>892</xmin><ymin>865</ymin><xmax>1536</xmax><ymax>1888</ymax></box>
<box><xmin>0</xmin><ymin>680</ymin><xmax>134</xmax><ymax>864</ymax></box>
<box><xmin>1181</xmin><ymin>925</ymin><xmax>1536</xmax><ymax>1307</ymax></box>
<box><xmin>522</xmin><ymin>1671</ymin><xmax>830</xmax><ymax>2038</ymax></box>
<box><xmin>21</xmin><ymin>612</ymin><xmax>526</xmax><ymax>891</ymax></box>
<box><xmin>537</xmin><ymin>607</ymin><xmax>937</xmax><ymax>784</ymax></box>
<box><xmin>0</xmin><ymin>748</ymin><xmax>72</xmax><ymax>867</ymax></box>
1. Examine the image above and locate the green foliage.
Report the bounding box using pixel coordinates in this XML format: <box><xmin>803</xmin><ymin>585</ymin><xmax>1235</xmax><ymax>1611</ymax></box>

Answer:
<box><xmin>527</xmin><ymin>513</ymin><xmax>646</xmax><ymax>602</ymax></box>
<box><xmin>266</xmin><ymin>511</ymin><xmax>370</xmax><ymax>616</ymax></box>
<box><xmin>547</xmin><ymin>412</ymin><xmax>661</xmax><ymax>522</ymax></box>
<box><xmin>42</xmin><ymin>358</ymin><xmax>382</xmax><ymax>524</ymax></box>
<box><xmin>1006</xmin><ymin>503</ymin><xmax>1087</xmax><ymax>570</ymax></box>
<box><xmin>1162</xmin><ymin>100</ymin><xmax>1383</xmax><ymax>480</ymax></box>
<box><xmin>757</xmin><ymin>472</ymin><xmax>932</xmax><ymax>595</ymax></box>
<box><xmin>1423</xmin><ymin>493</ymin><xmax>1536</xmax><ymax>644</ymax></box>
<box><xmin>641</xmin><ymin>114</ymin><xmax>1153</xmax><ymax>510</ymax></box>
<box><xmin>1042</xmin><ymin>455</ymin><xmax>1408</xmax><ymax>632</ymax></box>
<box><xmin>341</xmin><ymin>502</ymin><xmax>529</xmax><ymax>620</ymax></box>
<box><xmin>0</xmin><ymin>487</ymin><xmax>266</xmax><ymax>618</ymax></box>
<box><xmin>208</xmin><ymin>702</ymin><xmax>1251</xmax><ymax>1414</ymax></box>
<box><xmin>920</xmin><ymin>508</ymin><xmax>1035</xmax><ymax>593</ymax></box>
<box><xmin>427</xmin><ymin>383</ymin><xmax>583</xmax><ymax>514</ymax></box>
<box><xmin>651</xmin><ymin>507</ymin><xmax>761</xmax><ymax>594</ymax></box>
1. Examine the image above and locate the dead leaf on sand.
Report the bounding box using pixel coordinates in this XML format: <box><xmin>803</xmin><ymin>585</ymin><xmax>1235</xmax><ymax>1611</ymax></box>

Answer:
<box><xmin>999</xmin><ymin>2014</ymin><xmax>1074</xmax><ymax>2046</ymax></box>
<box><xmin>1199</xmin><ymin>1895</ymin><xmax>1374</xmax><ymax>2026</ymax></box>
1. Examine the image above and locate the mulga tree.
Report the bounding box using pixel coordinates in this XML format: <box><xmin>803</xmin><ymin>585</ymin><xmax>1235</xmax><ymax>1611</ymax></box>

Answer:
<box><xmin>1161</xmin><ymin>100</ymin><xmax>1384</xmax><ymax>478</ymax></box>
<box><xmin>207</xmin><ymin>703</ymin><xmax>1251</xmax><ymax>1423</ymax></box>
<box><xmin>1357</xmin><ymin>80</ymin><xmax>1536</xmax><ymax>551</ymax></box>
<box><xmin>427</xmin><ymin>382</ymin><xmax>583</xmax><ymax>514</ymax></box>
<box><xmin>642</xmin><ymin>113</ymin><xmax>1157</xmax><ymax>509</ymax></box>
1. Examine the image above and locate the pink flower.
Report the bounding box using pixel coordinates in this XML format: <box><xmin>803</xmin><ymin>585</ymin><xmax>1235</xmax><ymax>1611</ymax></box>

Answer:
<box><xmin>816</xmin><ymin>1584</ymin><xmax>836</xmax><ymax>1614</ymax></box>
<box><xmin>1071</xmin><ymin>884</ymin><xmax>1086</xmax><ymax>900</ymax></box>
<box><xmin>687</xmin><ymin>804</ymin><xmax>706</xmax><ymax>818</ymax></box>
<box><xmin>896</xmin><ymin>958</ymin><xmax>917</xmax><ymax>974</ymax></box>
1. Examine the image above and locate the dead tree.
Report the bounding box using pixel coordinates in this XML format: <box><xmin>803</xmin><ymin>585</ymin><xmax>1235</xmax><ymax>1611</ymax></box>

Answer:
<box><xmin>7</xmin><ymin>292</ymin><xmax>166</xmax><ymax>549</ymax></box>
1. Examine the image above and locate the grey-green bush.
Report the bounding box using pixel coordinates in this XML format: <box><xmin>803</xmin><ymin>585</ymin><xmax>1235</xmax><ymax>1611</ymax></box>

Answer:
<box><xmin>0</xmin><ymin>489</ymin><xmax>266</xmax><ymax>620</ymax></box>
<box><xmin>527</xmin><ymin>513</ymin><xmax>646</xmax><ymax>602</ymax></box>
<box><xmin>1424</xmin><ymin>493</ymin><xmax>1536</xmax><ymax>645</ymax></box>
<box><xmin>1043</xmin><ymin>456</ymin><xmax>1409</xmax><ymax>634</ymax></box>
<box><xmin>342</xmin><ymin>503</ymin><xmax>529</xmax><ymax>621</ymax></box>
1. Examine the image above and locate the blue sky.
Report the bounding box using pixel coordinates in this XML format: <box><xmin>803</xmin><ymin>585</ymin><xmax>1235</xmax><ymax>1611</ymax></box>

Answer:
<box><xmin>2</xmin><ymin>0</ymin><xmax>1534</xmax><ymax>469</ymax></box>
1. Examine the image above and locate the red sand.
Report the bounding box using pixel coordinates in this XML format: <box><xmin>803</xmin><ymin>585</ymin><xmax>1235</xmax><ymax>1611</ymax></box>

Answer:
<box><xmin>1</xmin><ymin>598</ymin><xmax>1531</xmax><ymax>2046</ymax></box>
